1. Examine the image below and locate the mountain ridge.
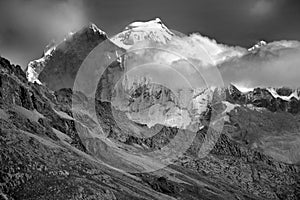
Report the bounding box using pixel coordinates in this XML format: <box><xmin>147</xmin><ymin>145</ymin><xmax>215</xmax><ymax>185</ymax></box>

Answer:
<box><xmin>26</xmin><ymin>20</ymin><xmax>300</xmax><ymax>90</ymax></box>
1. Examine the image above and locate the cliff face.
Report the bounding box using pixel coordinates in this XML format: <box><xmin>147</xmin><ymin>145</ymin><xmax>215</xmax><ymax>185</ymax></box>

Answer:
<box><xmin>110</xmin><ymin>77</ymin><xmax>213</xmax><ymax>131</ymax></box>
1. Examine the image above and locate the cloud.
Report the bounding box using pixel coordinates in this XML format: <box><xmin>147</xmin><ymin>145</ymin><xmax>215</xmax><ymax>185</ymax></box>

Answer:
<box><xmin>2</xmin><ymin>0</ymin><xmax>87</xmax><ymax>39</ymax></box>
<box><xmin>134</xmin><ymin>29</ymin><xmax>300</xmax><ymax>89</ymax></box>
<box><xmin>250</xmin><ymin>0</ymin><xmax>279</xmax><ymax>16</ymax></box>
<box><xmin>119</xmin><ymin>31</ymin><xmax>245</xmax><ymax>89</ymax></box>
<box><xmin>219</xmin><ymin>40</ymin><xmax>300</xmax><ymax>88</ymax></box>
<box><xmin>128</xmin><ymin>32</ymin><xmax>245</xmax><ymax>66</ymax></box>
<box><xmin>0</xmin><ymin>0</ymin><xmax>87</xmax><ymax>66</ymax></box>
<box><xmin>126</xmin><ymin>32</ymin><xmax>300</xmax><ymax>89</ymax></box>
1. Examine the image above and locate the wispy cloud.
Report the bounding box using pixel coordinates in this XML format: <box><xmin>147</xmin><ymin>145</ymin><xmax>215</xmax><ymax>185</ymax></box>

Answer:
<box><xmin>219</xmin><ymin>40</ymin><xmax>300</xmax><ymax>88</ymax></box>
<box><xmin>126</xmin><ymin>32</ymin><xmax>300</xmax><ymax>89</ymax></box>
<box><xmin>250</xmin><ymin>0</ymin><xmax>282</xmax><ymax>16</ymax></box>
<box><xmin>0</xmin><ymin>0</ymin><xmax>87</xmax><ymax>66</ymax></box>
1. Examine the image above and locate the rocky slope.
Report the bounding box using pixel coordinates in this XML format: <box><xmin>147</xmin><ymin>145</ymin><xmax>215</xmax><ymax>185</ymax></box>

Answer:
<box><xmin>1</xmin><ymin>56</ymin><xmax>300</xmax><ymax>199</ymax></box>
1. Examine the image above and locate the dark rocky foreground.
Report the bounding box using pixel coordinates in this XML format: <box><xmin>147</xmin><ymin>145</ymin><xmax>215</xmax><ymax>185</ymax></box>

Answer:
<box><xmin>1</xmin><ymin>53</ymin><xmax>300</xmax><ymax>200</ymax></box>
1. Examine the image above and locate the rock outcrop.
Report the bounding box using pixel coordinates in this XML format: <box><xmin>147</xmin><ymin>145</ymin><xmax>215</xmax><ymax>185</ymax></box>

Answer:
<box><xmin>225</xmin><ymin>85</ymin><xmax>300</xmax><ymax>114</ymax></box>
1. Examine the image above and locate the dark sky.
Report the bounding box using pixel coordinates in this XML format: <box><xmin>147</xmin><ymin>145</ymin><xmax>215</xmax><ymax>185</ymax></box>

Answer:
<box><xmin>0</xmin><ymin>0</ymin><xmax>300</xmax><ymax>67</ymax></box>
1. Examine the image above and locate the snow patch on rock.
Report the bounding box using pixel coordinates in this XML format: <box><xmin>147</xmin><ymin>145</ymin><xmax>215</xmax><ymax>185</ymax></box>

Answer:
<box><xmin>248</xmin><ymin>40</ymin><xmax>267</xmax><ymax>52</ymax></box>
<box><xmin>267</xmin><ymin>88</ymin><xmax>300</xmax><ymax>101</ymax></box>
<box><xmin>222</xmin><ymin>101</ymin><xmax>240</xmax><ymax>114</ymax></box>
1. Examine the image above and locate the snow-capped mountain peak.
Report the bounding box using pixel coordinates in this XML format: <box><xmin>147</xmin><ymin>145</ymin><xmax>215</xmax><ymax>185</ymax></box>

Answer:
<box><xmin>26</xmin><ymin>23</ymin><xmax>108</xmax><ymax>85</ymax></box>
<box><xmin>125</xmin><ymin>18</ymin><xmax>168</xmax><ymax>30</ymax></box>
<box><xmin>248</xmin><ymin>40</ymin><xmax>267</xmax><ymax>51</ymax></box>
<box><xmin>111</xmin><ymin>18</ymin><xmax>174</xmax><ymax>49</ymax></box>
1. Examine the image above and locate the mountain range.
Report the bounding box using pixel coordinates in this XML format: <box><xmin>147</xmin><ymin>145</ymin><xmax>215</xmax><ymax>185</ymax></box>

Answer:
<box><xmin>1</xmin><ymin>18</ymin><xmax>300</xmax><ymax>200</ymax></box>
